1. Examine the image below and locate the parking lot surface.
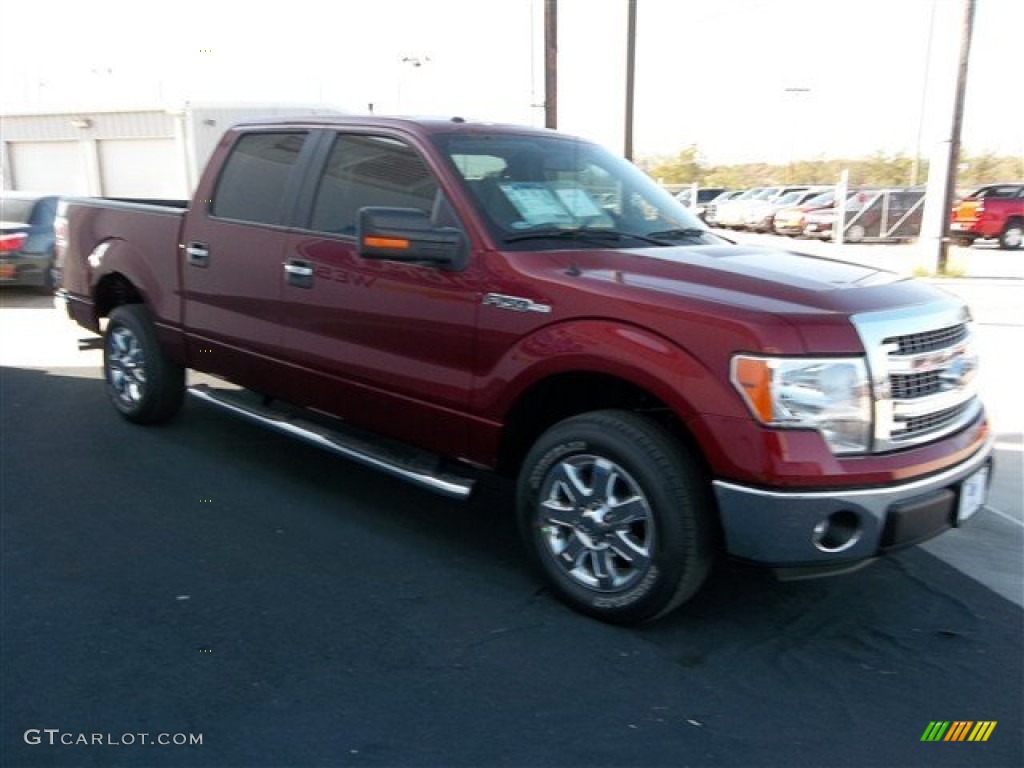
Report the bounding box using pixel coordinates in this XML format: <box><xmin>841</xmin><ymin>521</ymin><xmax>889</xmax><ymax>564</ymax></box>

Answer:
<box><xmin>2</xmin><ymin>261</ymin><xmax>1022</xmax><ymax>767</ymax></box>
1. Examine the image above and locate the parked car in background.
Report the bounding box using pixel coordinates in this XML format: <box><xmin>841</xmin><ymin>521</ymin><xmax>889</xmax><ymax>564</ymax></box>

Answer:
<box><xmin>802</xmin><ymin>190</ymin><xmax>876</xmax><ymax>240</ymax></box>
<box><xmin>703</xmin><ymin>190</ymin><xmax>745</xmax><ymax>227</ymax></box>
<box><xmin>716</xmin><ymin>186</ymin><xmax>811</xmax><ymax>229</ymax></box>
<box><xmin>773</xmin><ymin>189</ymin><xmax>840</xmax><ymax>236</ymax></box>
<box><xmin>950</xmin><ymin>183</ymin><xmax>1024</xmax><ymax>250</ymax></box>
<box><xmin>710</xmin><ymin>188</ymin><xmax>768</xmax><ymax>228</ymax></box>
<box><xmin>675</xmin><ymin>187</ymin><xmax>727</xmax><ymax>222</ymax></box>
<box><xmin>0</xmin><ymin>193</ymin><xmax>60</xmax><ymax>292</ymax></box>
<box><xmin>803</xmin><ymin>188</ymin><xmax>924</xmax><ymax>243</ymax></box>
<box><xmin>744</xmin><ymin>187</ymin><xmax>828</xmax><ymax>232</ymax></box>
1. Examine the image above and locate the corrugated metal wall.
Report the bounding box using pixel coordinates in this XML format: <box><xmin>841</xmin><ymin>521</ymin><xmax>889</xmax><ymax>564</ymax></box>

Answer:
<box><xmin>1</xmin><ymin>105</ymin><xmax>341</xmax><ymax>196</ymax></box>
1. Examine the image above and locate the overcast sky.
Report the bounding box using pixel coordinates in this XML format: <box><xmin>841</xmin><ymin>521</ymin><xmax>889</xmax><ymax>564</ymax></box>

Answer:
<box><xmin>2</xmin><ymin>0</ymin><xmax>1021</xmax><ymax>164</ymax></box>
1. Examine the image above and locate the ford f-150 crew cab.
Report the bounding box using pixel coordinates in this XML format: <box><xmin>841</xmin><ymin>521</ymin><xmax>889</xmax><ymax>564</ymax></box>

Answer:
<box><xmin>55</xmin><ymin>116</ymin><xmax>994</xmax><ymax>624</ymax></box>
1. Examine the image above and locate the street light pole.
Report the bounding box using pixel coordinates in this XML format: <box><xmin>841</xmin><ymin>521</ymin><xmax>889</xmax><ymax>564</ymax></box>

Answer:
<box><xmin>544</xmin><ymin>0</ymin><xmax>558</xmax><ymax>129</ymax></box>
<box><xmin>624</xmin><ymin>0</ymin><xmax>637</xmax><ymax>160</ymax></box>
<box><xmin>937</xmin><ymin>0</ymin><xmax>976</xmax><ymax>275</ymax></box>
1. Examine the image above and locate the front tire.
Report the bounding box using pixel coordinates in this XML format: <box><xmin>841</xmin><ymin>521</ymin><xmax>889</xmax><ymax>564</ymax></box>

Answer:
<box><xmin>845</xmin><ymin>223</ymin><xmax>867</xmax><ymax>243</ymax></box>
<box><xmin>104</xmin><ymin>304</ymin><xmax>185</xmax><ymax>424</ymax></box>
<box><xmin>517</xmin><ymin>410</ymin><xmax>714</xmax><ymax>624</ymax></box>
<box><xmin>999</xmin><ymin>220</ymin><xmax>1023</xmax><ymax>250</ymax></box>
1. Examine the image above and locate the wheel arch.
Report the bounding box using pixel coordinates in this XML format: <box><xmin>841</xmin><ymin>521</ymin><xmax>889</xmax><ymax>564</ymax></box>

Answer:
<box><xmin>483</xmin><ymin>319</ymin><xmax>735</xmax><ymax>476</ymax></box>
<box><xmin>95</xmin><ymin>271</ymin><xmax>145</xmax><ymax>319</ymax></box>
<box><xmin>495</xmin><ymin>369</ymin><xmax>712</xmax><ymax>485</ymax></box>
<box><xmin>87</xmin><ymin>237</ymin><xmax>177</xmax><ymax>323</ymax></box>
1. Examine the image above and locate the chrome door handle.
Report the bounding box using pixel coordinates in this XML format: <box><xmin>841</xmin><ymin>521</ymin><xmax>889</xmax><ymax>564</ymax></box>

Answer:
<box><xmin>185</xmin><ymin>242</ymin><xmax>210</xmax><ymax>267</ymax></box>
<box><xmin>284</xmin><ymin>259</ymin><xmax>314</xmax><ymax>288</ymax></box>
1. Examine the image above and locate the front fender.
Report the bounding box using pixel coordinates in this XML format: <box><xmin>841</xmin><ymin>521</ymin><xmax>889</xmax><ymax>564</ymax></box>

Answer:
<box><xmin>475</xmin><ymin>319</ymin><xmax>744</xmax><ymax>425</ymax></box>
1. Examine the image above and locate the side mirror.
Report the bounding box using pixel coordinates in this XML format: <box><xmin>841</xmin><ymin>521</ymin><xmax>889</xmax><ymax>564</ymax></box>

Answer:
<box><xmin>357</xmin><ymin>207</ymin><xmax>467</xmax><ymax>270</ymax></box>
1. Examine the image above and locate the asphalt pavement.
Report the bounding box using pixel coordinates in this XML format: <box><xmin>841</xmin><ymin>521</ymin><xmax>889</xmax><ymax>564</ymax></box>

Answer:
<box><xmin>2</xmin><ymin>270</ymin><xmax>1022</xmax><ymax>768</ymax></box>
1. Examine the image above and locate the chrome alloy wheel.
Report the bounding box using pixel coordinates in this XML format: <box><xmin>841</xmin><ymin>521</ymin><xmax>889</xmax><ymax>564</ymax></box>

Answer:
<box><xmin>106</xmin><ymin>325</ymin><xmax>147</xmax><ymax>407</ymax></box>
<box><xmin>1002</xmin><ymin>224</ymin><xmax>1023</xmax><ymax>249</ymax></box>
<box><xmin>537</xmin><ymin>454</ymin><xmax>654</xmax><ymax>592</ymax></box>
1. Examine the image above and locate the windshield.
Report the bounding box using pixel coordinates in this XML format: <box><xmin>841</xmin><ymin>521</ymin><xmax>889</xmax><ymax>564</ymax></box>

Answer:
<box><xmin>968</xmin><ymin>184</ymin><xmax>1022</xmax><ymax>200</ymax></box>
<box><xmin>803</xmin><ymin>190</ymin><xmax>834</xmax><ymax>207</ymax></box>
<box><xmin>775</xmin><ymin>191</ymin><xmax>805</xmax><ymax>205</ymax></box>
<box><xmin>432</xmin><ymin>133</ymin><xmax>716</xmax><ymax>249</ymax></box>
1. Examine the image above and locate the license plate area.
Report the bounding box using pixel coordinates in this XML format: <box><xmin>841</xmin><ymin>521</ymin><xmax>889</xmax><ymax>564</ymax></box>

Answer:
<box><xmin>957</xmin><ymin>465</ymin><xmax>989</xmax><ymax>525</ymax></box>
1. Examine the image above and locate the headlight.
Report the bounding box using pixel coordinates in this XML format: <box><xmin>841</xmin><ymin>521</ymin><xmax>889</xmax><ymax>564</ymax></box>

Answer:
<box><xmin>731</xmin><ymin>355</ymin><xmax>872</xmax><ymax>454</ymax></box>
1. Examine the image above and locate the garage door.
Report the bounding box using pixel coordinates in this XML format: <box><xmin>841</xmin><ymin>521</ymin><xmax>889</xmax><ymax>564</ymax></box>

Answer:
<box><xmin>98</xmin><ymin>138</ymin><xmax>185</xmax><ymax>198</ymax></box>
<box><xmin>8</xmin><ymin>141</ymin><xmax>90</xmax><ymax>195</ymax></box>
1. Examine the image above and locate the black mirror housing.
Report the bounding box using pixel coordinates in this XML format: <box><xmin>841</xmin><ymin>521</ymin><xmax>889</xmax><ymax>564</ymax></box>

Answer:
<box><xmin>357</xmin><ymin>207</ymin><xmax>467</xmax><ymax>270</ymax></box>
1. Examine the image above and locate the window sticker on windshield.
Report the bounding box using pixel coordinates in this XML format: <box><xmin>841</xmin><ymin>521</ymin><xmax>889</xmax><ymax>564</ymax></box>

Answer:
<box><xmin>554</xmin><ymin>186</ymin><xmax>603</xmax><ymax>217</ymax></box>
<box><xmin>499</xmin><ymin>183</ymin><xmax>575</xmax><ymax>227</ymax></box>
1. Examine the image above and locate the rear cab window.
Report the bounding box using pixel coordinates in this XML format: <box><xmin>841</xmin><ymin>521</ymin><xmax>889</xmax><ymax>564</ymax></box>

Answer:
<box><xmin>210</xmin><ymin>132</ymin><xmax>309</xmax><ymax>225</ymax></box>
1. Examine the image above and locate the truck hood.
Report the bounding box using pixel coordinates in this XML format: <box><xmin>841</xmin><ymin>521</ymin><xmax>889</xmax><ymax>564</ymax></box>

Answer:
<box><xmin>549</xmin><ymin>243</ymin><xmax>937</xmax><ymax>317</ymax></box>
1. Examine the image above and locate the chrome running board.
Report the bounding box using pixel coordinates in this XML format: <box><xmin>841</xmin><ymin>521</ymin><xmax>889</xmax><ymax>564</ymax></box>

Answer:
<box><xmin>187</xmin><ymin>384</ymin><xmax>475</xmax><ymax>499</ymax></box>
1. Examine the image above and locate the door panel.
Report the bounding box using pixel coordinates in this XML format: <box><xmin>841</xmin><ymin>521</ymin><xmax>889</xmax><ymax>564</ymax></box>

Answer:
<box><xmin>277</xmin><ymin>133</ymin><xmax>482</xmax><ymax>457</ymax></box>
<box><xmin>180</xmin><ymin>132</ymin><xmax>309</xmax><ymax>389</ymax></box>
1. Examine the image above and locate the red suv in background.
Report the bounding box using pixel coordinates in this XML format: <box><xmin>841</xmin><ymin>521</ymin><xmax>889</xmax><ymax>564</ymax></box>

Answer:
<box><xmin>951</xmin><ymin>183</ymin><xmax>1024</xmax><ymax>250</ymax></box>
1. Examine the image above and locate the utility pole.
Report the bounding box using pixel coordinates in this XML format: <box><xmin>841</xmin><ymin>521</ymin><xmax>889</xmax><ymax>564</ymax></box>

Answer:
<box><xmin>624</xmin><ymin>0</ymin><xmax>637</xmax><ymax>160</ymax></box>
<box><xmin>544</xmin><ymin>0</ymin><xmax>558</xmax><ymax>129</ymax></box>
<box><xmin>937</xmin><ymin>0</ymin><xmax>976</xmax><ymax>274</ymax></box>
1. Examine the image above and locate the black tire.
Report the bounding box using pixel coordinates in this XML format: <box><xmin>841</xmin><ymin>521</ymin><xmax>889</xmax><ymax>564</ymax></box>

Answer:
<box><xmin>104</xmin><ymin>304</ymin><xmax>185</xmax><ymax>424</ymax></box>
<box><xmin>845</xmin><ymin>223</ymin><xmax>867</xmax><ymax>243</ymax></box>
<box><xmin>33</xmin><ymin>257</ymin><xmax>55</xmax><ymax>295</ymax></box>
<box><xmin>999</xmin><ymin>220</ymin><xmax>1023</xmax><ymax>250</ymax></box>
<box><xmin>517</xmin><ymin>410</ymin><xmax>714</xmax><ymax>625</ymax></box>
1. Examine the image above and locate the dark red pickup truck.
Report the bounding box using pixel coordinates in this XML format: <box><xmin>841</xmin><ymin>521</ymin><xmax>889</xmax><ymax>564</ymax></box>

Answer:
<box><xmin>56</xmin><ymin>116</ymin><xmax>993</xmax><ymax>624</ymax></box>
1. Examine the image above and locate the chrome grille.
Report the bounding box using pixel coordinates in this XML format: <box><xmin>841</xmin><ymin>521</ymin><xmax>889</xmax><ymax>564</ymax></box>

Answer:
<box><xmin>893</xmin><ymin>401</ymin><xmax>974</xmax><ymax>441</ymax></box>
<box><xmin>852</xmin><ymin>300</ymin><xmax>982</xmax><ymax>453</ymax></box>
<box><xmin>889</xmin><ymin>370</ymin><xmax>942</xmax><ymax>399</ymax></box>
<box><xmin>884</xmin><ymin>324</ymin><xmax>967</xmax><ymax>355</ymax></box>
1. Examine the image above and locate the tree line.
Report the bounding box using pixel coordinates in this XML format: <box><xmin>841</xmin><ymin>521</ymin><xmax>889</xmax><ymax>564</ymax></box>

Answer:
<box><xmin>639</xmin><ymin>147</ymin><xmax>1024</xmax><ymax>191</ymax></box>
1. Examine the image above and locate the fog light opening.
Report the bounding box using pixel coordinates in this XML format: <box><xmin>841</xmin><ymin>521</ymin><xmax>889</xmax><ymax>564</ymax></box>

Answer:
<box><xmin>812</xmin><ymin>510</ymin><xmax>862</xmax><ymax>553</ymax></box>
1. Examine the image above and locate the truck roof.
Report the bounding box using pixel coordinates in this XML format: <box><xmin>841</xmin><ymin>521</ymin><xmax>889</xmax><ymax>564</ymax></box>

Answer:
<box><xmin>228</xmin><ymin>114</ymin><xmax>569</xmax><ymax>140</ymax></box>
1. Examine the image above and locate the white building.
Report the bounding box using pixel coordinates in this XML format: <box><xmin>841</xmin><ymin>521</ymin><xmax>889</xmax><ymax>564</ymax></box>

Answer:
<box><xmin>1</xmin><ymin>103</ymin><xmax>341</xmax><ymax>198</ymax></box>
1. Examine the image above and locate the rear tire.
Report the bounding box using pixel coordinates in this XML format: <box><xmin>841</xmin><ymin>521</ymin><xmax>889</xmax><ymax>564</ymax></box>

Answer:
<box><xmin>104</xmin><ymin>304</ymin><xmax>185</xmax><ymax>424</ymax></box>
<box><xmin>517</xmin><ymin>410</ymin><xmax>714</xmax><ymax>625</ymax></box>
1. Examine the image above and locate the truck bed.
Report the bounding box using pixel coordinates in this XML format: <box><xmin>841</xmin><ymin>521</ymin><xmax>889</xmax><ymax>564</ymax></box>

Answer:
<box><xmin>58</xmin><ymin>197</ymin><xmax>189</xmax><ymax>332</ymax></box>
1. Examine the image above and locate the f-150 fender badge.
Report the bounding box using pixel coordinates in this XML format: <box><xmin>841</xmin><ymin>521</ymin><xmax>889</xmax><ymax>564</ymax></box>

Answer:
<box><xmin>482</xmin><ymin>293</ymin><xmax>552</xmax><ymax>314</ymax></box>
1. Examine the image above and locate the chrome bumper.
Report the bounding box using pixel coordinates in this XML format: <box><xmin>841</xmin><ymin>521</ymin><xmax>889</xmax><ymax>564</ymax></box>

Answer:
<box><xmin>712</xmin><ymin>434</ymin><xmax>995</xmax><ymax>568</ymax></box>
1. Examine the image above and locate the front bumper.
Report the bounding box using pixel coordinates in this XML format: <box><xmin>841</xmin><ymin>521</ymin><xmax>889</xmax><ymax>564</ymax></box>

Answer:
<box><xmin>712</xmin><ymin>434</ymin><xmax>994</xmax><ymax>568</ymax></box>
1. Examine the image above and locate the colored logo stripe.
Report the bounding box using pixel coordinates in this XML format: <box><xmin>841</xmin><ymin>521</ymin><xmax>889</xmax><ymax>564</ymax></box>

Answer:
<box><xmin>921</xmin><ymin>721</ymin><xmax>996</xmax><ymax>742</ymax></box>
<box><xmin>968</xmin><ymin>722</ymin><xmax>997</xmax><ymax>742</ymax></box>
<box><xmin>945</xmin><ymin>721</ymin><xmax>973</xmax><ymax>741</ymax></box>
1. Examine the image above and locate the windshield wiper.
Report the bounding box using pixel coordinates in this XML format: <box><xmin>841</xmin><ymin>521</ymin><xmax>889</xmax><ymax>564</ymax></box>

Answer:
<box><xmin>645</xmin><ymin>227</ymin><xmax>710</xmax><ymax>240</ymax></box>
<box><xmin>504</xmin><ymin>227</ymin><xmax>669</xmax><ymax>246</ymax></box>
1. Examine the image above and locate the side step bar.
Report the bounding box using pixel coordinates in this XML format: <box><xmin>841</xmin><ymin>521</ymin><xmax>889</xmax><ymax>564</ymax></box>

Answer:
<box><xmin>187</xmin><ymin>384</ymin><xmax>476</xmax><ymax>500</ymax></box>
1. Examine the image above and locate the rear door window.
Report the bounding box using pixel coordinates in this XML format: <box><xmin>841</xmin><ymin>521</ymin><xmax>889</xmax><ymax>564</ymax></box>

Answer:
<box><xmin>211</xmin><ymin>132</ymin><xmax>308</xmax><ymax>225</ymax></box>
